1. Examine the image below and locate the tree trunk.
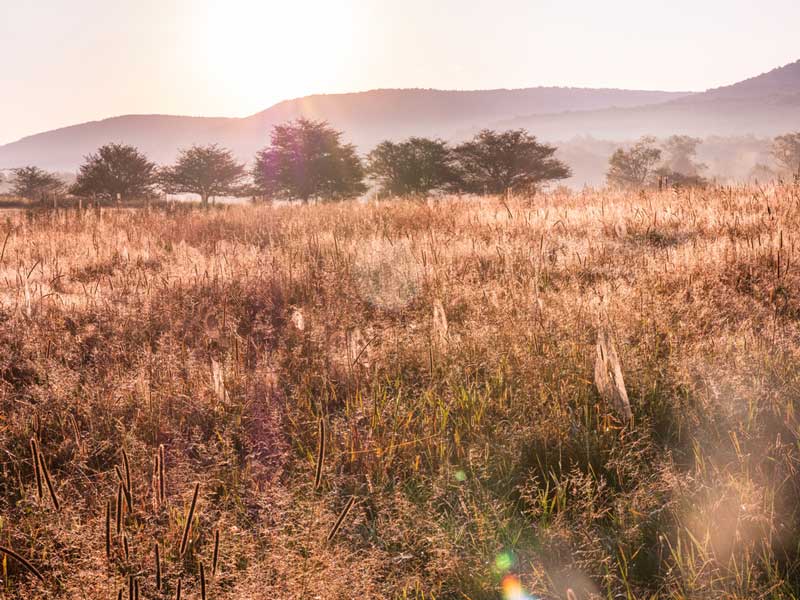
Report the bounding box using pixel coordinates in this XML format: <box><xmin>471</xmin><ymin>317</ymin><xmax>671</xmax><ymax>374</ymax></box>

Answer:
<box><xmin>201</xmin><ymin>193</ymin><xmax>209</xmax><ymax>207</ymax></box>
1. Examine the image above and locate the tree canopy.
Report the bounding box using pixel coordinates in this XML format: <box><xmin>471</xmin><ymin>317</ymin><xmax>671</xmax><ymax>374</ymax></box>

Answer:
<box><xmin>367</xmin><ymin>137</ymin><xmax>455</xmax><ymax>196</ymax></box>
<box><xmin>451</xmin><ymin>129</ymin><xmax>571</xmax><ymax>195</ymax></box>
<box><xmin>253</xmin><ymin>119</ymin><xmax>366</xmax><ymax>201</ymax></box>
<box><xmin>608</xmin><ymin>136</ymin><xmax>709</xmax><ymax>189</ymax></box>
<box><xmin>772</xmin><ymin>132</ymin><xmax>800</xmax><ymax>177</ymax></box>
<box><xmin>159</xmin><ymin>144</ymin><xmax>246</xmax><ymax>205</ymax></box>
<box><xmin>10</xmin><ymin>166</ymin><xmax>64</xmax><ymax>202</ymax></box>
<box><xmin>366</xmin><ymin>137</ymin><xmax>455</xmax><ymax>197</ymax></box>
<box><xmin>606</xmin><ymin>137</ymin><xmax>663</xmax><ymax>188</ymax></box>
<box><xmin>70</xmin><ymin>143</ymin><xmax>156</xmax><ymax>201</ymax></box>
<box><xmin>662</xmin><ymin>135</ymin><xmax>707</xmax><ymax>178</ymax></box>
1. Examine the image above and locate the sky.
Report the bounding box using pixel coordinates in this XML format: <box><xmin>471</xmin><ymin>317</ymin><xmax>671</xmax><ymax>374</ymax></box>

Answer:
<box><xmin>1</xmin><ymin>0</ymin><xmax>799</xmax><ymax>144</ymax></box>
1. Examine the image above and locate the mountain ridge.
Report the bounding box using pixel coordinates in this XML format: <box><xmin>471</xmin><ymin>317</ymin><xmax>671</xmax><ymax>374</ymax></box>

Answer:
<box><xmin>1</xmin><ymin>59</ymin><xmax>798</xmax><ymax>185</ymax></box>
<box><xmin>498</xmin><ymin>59</ymin><xmax>800</xmax><ymax>142</ymax></box>
<box><xmin>0</xmin><ymin>86</ymin><xmax>691</xmax><ymax>170</ymax></box>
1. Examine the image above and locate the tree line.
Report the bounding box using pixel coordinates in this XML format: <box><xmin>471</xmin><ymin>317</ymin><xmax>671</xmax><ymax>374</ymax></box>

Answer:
<box><xmin>5</xmin><ymin>119</ymin><xmax>571</xmax><ymax>206</ymax></box>
<box><xmin>6</xmin><ymin>121</ymin><xmax>800</xmax><ymax>204</ymax></box>
<box><xmin>605</xmin><ymin>133</ymin><xmax>800</xmax><ymax>189</ymax></box>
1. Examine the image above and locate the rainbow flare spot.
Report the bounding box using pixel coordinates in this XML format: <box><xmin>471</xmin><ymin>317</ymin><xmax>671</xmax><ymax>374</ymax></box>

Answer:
<box><xmin>501</xmin><ymin>575</ymin><xmax>537</xmax><ymax>600</ymax></box>
<box><xmin>495</xmin><ymin>551</ymin><xmax>514</xmax><ymax>573</ymax></box>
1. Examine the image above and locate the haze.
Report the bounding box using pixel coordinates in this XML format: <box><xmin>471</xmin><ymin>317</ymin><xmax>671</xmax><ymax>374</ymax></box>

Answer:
<box><xmin>2</xmin><ymin>0</ymin><xmax>799</xmax><ymax>144</ymax></box>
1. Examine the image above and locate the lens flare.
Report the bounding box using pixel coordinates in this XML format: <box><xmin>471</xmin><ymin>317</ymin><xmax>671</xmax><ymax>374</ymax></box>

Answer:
<box><xmin>495</xmin><ymin>551</ymin><xmax>514</xmax><ymax>573</ymax></box>
<box><xmin>502</xmin><ymin>575</ymin><xmax>536</xmax><ymax>600</ymax></box>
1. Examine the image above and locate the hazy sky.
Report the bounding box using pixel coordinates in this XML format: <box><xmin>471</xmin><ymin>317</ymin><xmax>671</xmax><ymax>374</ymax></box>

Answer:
<box><xmin>2</xmin><ymin>0</ymin><xmax>799</xmax><ymax>144</ymax></box>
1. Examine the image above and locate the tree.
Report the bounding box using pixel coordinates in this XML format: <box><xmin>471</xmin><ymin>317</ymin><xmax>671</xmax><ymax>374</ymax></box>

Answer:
<box><xmin>662</xmin><ymin>135</ymin><xmax>707</xmax><ymax>177</ymax></box>
<box><xmin>70</xmin><ymin>143</ymin><xmax>156</xmax><ymax>201</ymax></box>
<box><xmin>159</xmin><ymin>144</ymin><xmax>246</xmax><ymax>206</ymax></box>
<box><xmin>10</xmin><ymin>166</ymin><xmax>64</xmax><ymax>202</ymax></box>
<box><xmin>606</xmin><ymin>137</ymin><xmax>662</xmax><ymax>188</ymax></box>
<box><xmin>366</xmin><ymin>137</ymin><xmax>455</xmax><ymax>197</ymax></box>
<box><xmin>252</xmin><ymin>119</ymin><xmax>366</xmax><ymax>202</ymax></box>
<box><xmin>451</xmin><ymin>129</ymin><xmax>570</xmax><ymax>194</ymax></box>
<box><xmin>772</xmin><ymin>132</ymin><xmax>800</xmax><ymax>177</ymax></box>
<box><xmin>653</xmin><ymin>136</ymin><xmax>709</xmax><ymax>188</ymax></box>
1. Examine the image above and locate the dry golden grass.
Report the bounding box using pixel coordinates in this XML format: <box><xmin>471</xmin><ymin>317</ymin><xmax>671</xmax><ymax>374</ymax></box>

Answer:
<box><xmin>1</xmin><ymin>185</ymin><xmax>800</xmax><ymax>599</ymax></box>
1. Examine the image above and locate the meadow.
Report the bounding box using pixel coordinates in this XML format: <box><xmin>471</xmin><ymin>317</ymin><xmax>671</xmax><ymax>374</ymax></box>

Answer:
<box><xmin>1</xmin><ymin>184</ymin><xmax>800</xmax><ymax>599</ymax></box>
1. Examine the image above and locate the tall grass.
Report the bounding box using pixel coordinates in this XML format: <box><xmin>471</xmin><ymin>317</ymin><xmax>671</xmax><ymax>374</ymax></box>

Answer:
<box><xmin>0</xmin><ymin>185</ymin><xmax>799</xmax><ymax>598</ymax></box>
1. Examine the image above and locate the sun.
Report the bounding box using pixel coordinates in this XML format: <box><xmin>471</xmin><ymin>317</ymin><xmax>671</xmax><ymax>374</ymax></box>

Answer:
<box><xmin>196</xmin><ymin>0</ymin><xmax>359</xmax><ymax>113</ymax></box>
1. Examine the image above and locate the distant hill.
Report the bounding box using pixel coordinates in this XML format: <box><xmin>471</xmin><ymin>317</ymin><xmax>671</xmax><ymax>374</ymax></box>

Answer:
<box><xmin>694</xmin><ymin>59</ymin><xmax>800</xmax><ymax>101</ymax></box>
<box><xmin>0</xmin><ymin>87</ymin><xmax>689</xmax><ymax>171</ymax></box>
<box><xmin>501</xmin><ymin>60</ymin><xmax>800</xmax><ymax>140</ymax></box>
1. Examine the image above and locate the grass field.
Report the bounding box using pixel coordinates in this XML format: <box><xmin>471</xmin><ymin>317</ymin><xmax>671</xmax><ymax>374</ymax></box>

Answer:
<box><xmin>2</xmin><ymin>185</ymin><xmax>800</xmax><ymax>599</ymax></box>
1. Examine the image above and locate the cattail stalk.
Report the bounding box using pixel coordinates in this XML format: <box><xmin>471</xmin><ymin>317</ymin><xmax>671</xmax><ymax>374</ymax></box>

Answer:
<box><xmin>116</xmin><ymin>466</ymin><xmax>132</xmax><ymax>511</ymax></box>
<box><xmin>154</xmin><ymin>542</ymin><xmax>161</xmax><ymax>590</ymax></box>
<box><xmin>38</xmin><ymin>451</ymin><xmax>60</xmax><ymax>511</ymax></box>
<box><xmin>69</xmin><ymin>414</ymin><xmax>81</xmax><ymax>452</ymax></box>
<box><xmin>211</xmin><ymin>529</ymin><xmax>220</xmax><ymax>578</ymax></box>
<box><xmin>116</xmin><ymin>483</ymin><xmax>123</xmax><ymax>535</ymax></box>
<box><xmin>0</xmin><ymin>545</ymin><xmax>44</xmax><ymax>583</ymax></box>
<box><xmin>122</xmin><ymin>449</ymin><xmax>132</xmax><ymax>506</ymax></box>
<box><xmin>175</xmin><ymin>578</ymin><xmax>182</xmax><ymax>600</ymax></box>
<box><xmin>179</xmin><ymin>483</ymin><xmax>200</xmax><ymax>556</ymax></box>
<box><xmin>158</xmin><ymin>444</ymin><xmax>166</xmax><ymax>505</ymax></box>
<box><xmin>314</xmin><ymin>417</ymin><xmax>325</xmax><ymax>491</ymax></box>
<box><xmin>200</xmin><ymin>562</ymin><xmax>207</xmax><ymax>600</ymax></box>
<box><xmin>122</xmin><ymin>448</ymin><xmax>131</xmax><ymax>489</ymax></box>
<box><xmin>105</xmin><ymin>500</ymin><xmax>111</xmax><ymax>561</ymax></box>
<box><xmin>152</xmin><ymin>454</ymin><xmax>159</xmax><ymax>509</ymax></box>
<box><xmin>30</xmin><ymin>438</ymin><xmax>43</xmax><ymax>500</ymax></box>
<box><xmin>326</xmin><ymin>496</ymin><xmax>356</xmax><ymax>542</ymax></box>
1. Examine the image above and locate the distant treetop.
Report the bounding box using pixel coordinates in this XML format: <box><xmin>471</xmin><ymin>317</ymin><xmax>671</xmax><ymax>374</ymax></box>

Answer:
<box><xmin>10</xmin><ymin>166</ymin><xmax>64</xmax><ymax>203</ymax></box>
<box><xmin>366</xmin><ymin>137</ymin><xmax>456</xmax><ymax>197</ymax></box>
<box><xmin>70</xmin><ymin>143</ymin><xmax>156</xmax><ymax>201</ymax></box>
<box><xmin>451</xmin><ymin>129</ymin><xmax>571</xmax><ymax>195</ymax></box>
<box><xmin>159</xmin><ymin>144</ymin><xmax>246</xmax><ymax>206</ymax></box>
<box><xmin>252</xmin><ymin>118</ymin><xmax>366</xmax><ymax>202</ymax></box>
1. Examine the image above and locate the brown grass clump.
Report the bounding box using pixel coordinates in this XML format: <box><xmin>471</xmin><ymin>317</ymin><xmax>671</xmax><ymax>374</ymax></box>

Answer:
<box><xmin>1</xmin><ymin>185</ymin><xmax>800</xmax><ymax>598</ymax></box>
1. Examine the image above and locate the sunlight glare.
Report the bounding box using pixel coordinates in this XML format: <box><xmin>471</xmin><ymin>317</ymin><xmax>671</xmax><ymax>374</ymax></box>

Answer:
<box><xmin>198</xmin><ymin>0</ymin><xmax>359</xmax><ymax>113</ymax></box>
